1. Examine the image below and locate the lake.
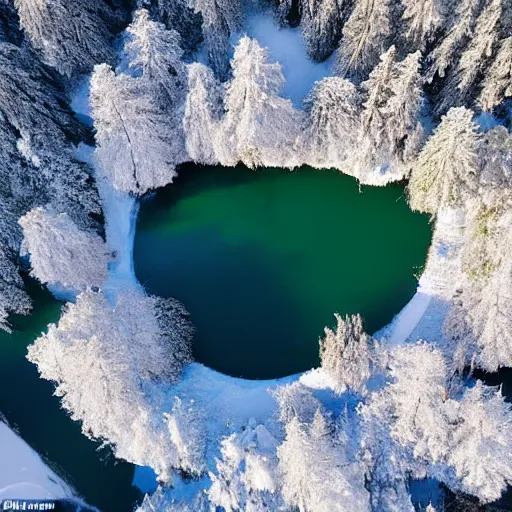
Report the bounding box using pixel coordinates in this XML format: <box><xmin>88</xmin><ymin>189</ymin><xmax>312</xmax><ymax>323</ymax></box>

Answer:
<box><xmin>134</xmin><ymin>165</ymin><xmax>433</xmax><ymax>379</ymax></box>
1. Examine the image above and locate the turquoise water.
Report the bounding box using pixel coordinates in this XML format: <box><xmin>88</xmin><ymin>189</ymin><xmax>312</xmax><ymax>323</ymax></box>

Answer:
<box><xmin>0</xmin><ymin>278</ymin><xmax>142</xmax><ymax>512</ymax></box>
<box><xmin>134</xmin><ymin>165</ymin><xmax>433</xmax><ymax>379</ymax></box>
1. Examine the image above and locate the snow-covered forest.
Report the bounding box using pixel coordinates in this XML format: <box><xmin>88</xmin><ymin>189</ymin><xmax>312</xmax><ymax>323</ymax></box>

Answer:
<box><xmin>1</xmin><ymin>0</ymin><xmax>512</xmax><ymax>510</ymax></box>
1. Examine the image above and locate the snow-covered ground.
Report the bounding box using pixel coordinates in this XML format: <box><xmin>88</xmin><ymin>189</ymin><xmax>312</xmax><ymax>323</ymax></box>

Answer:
<box><xmin>380</xmin><ymin>208</ymin><xmax>466</xmax><ymax>345</ymax></box>
<box><xmin>0</xmin><ymin>420</ymin><xmax>81</xmax><ymax>502</ymax></box>
<box><xmin>245</xmin><ymin>12</ymin><xmax>333</xmax><ymax>107</ymax></box>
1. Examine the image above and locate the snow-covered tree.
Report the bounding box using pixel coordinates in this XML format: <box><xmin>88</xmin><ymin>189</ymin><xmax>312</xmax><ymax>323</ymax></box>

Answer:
<box><xmin>335</xmin><ymin>0</ymin><xmax>392</xmax><ymax>82</ymax></box>
<box><xmin>137</xmin><ymin>487</ymin><xmax>211</xmax><ymax>512</ymax></box>
<box><xmin>183</xmin><ymin>62</ymin><xmax>224</xmax><ymax>165</ymax></box>
<box><xmin>277</xmin><ymin>409</ymin><xmax>370</xmax><ymax>512</ymax></box>
<box><xmin>360</xmin><ymin>47</ymin><xmax>424</xmax><ymax>167</ymax></box>
<box><xmin>408</xmin><ymin>107</ymin><xmax>480</xmax><ymax>215</ymax></box>
<box><xmin>126</xmin><ymin>9</ymin><xmax>187</xmax><ymax>107</ymax></box>
<box><xmin>381</xmin><ymin>51</ymin><xmax>424</xmax><ymax>161</ymax></box>
<box><xmin>0</xmin><ymin>246</ymin><xmax>31</xmax><ymax>333</ymax></box>
<box><xmin>0</xmin><ymin>43</ymin><xmax>86</xmax><ymax>149</ymax></box>
<box><xmin>209</xmin><ymin>421</ymin><xmax>283</xmax><ymax>512</ymax></box>
<box><xmin>14</xmin><ymin>0</ymin><xmax>117</xmax><ymax>77</ymax></box>
<box><xmin>434</xmin><ymin>0</ymin><xmax>502</xmax><ymax>113</ymax></box>
<box><xmin>272</xmin><ymin>381</ymin><xmax>323</xmax><ymax>425</ymax></box>
<box><xmin>27</xmin><ymin>288</ymin><xmax>193</xmax><ymax>479</ymax></box>
<box><xmin>90</xmin><ymin>63</ymin><xmax>186</xmax><ymax>195</ymax></box>
<box><xmin>156</xmin><ymin>0</ymin><xmax>202</xmax><ymax>54</ymax></box>
<box><xmin>301</xmin><ymin>76</ymin><xmax>362</xmax><ymax>169</ymax></box>
<box><xmin>426</xmin><ymin>0</ymin><xmax>482</xmax><ymax>81</ymax></box>
<box><xmin>400</xmin><ymin>0</ymin><xmax>446</xmax><ymax>50</ymax></box>
<box><xmin>300</xmin><ymin>0</ymin><xmax>345</xmax><ymax>62</ymax></box>
<box><xmin>189</xmin><ymin>0</ymin><xmax>243</xmax><ymax>79</ymax></box>
<box><xmin>319</xmin><ymin>314</ymin><xmax>373</xmax><ymax>395</ymax></box>
<box><xmin>444</xmin><ymin>381</ymin><xmax>512</xmax><ymax>503</ymax></box>
<box><xmin>219</xmin><ymin>37</ymin><xmax>303</xmax><ymax>168</ymax></box>
<box><xmin>446</xmin><ymin>205</ymin><xmax>512</xmax><ymax>372</ymax></box>
<box><xmin>478</xmin><ymin>36</ymin><xmax>512</xmax><ymax>111</ymax></box>
<box><xmin>18</xmin><ymin>206</ymin><xmax>109</xmax><ymax>291</ymax></box>
<box><xmin>0</xmin><ymin>43</ymin><xmax>100</xmax><ymax>329</ymax></box>
<box><xmin>166</xmin><ymin>397</ymin><xmax>206</xmax><ymax>476</ymax></box>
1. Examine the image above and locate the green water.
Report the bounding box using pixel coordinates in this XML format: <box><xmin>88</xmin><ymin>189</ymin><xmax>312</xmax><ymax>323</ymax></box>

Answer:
<box><xmin>134</xmin><ymin>165</ymin><xmax>432</xmax><ymax>379</ymax></box>
<box><xmin>0</xmin><ymin>278</ymin><xmax>141</xmax><ymax>512</ymax></box>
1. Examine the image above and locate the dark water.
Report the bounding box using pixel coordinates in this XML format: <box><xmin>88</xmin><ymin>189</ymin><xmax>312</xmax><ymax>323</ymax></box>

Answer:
<box><xmin>0</xmin><ymin>278</ymin><xmax>142</xmax><ymax>512</ymax></box>
<box><xmin>134</xmin><ymin>165</ymin><xmax>433</xmax><ymax>379</ymax></box>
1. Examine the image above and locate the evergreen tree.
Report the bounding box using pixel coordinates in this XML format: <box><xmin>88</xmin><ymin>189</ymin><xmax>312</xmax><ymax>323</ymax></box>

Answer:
<box><xmin>156</xmin><ymin>0</ymin><xmax>202</xmax><ymax>54</ymax></box>
<box><xmin>28</xmin><ymin>288</ymin><xmax>193</xmax><ymax>480</ymax></box>
<box><xmin>359</xmin><ymin>47</ymin><xmax>424</xmax><ymax>169</ymax></box>
<box><xmin>478</xmin><ymin>36</ymin><xmax>512</xmax><ymax>111</ymax></box>
<box><xmin>400</xmin><ymin>0</ymin><xmax>446</xmax><ymax>50</ymax></box>
<box><xmin>434</xmin><ymin>0</ymin><xmax>502</xmax><ymax>113</ymax></box>
<box><xmin>277</xmin><ymin>409</ymin><xmax>370</xmax><ymax>512</ymax></box>
<box><xmin>219</xmin><ymin>37</ymin><xmax>303</xmax><ymax>168</ymax></box>
<box><xmin>301</xmin><ymin>0</ymin><xmax>345</xmax><ymax>62</ymax></box>
<box><xmin>408</xmin><ymin>107</ymin><xmax>480</xmax><ymax>215</ymax></box>
<box><xmin>189</xmin><ymin>0</ymin><xmax>243</xmax><ymax>80</ymax></box>
<box><xmin>126</xmin><ymin>9</ymin><xmax>187</xmax><ymax>107</ymax></box>
<box><xmin>426</xmin><ymin>0</ymin><xmax>482</xmax><ymax>82</ymax></box>
<box><xmin>19</xmin><ymin>206</ymin><xmax>110</xmax><ymax>291</ymax></box>
<box><xmin>90</xmin><ymin>64</ymin><xmax>186</xmax><ymax>195</ymax></box>
<box><xmin>301</xmin><ymin>76</ymin><xmax>361</xmax><ymax>169</ymax></box>
<box><xmin>14</xmin><ymin>0</ymin><xmax>118</xmax><ymax>77</ymax></box>
<box><xmin>335</xmin><ymin>0</ymin><xmax>392</xmax><ymax>82</ymax></box>
<box><xmin>319</xmin><ymin>313</ymin><xmax>373</xmax><ymax>395</ymax></box>
<box><xmin>183</xmin><ymin>62</ymin><xmax>224</xmax><ymax>165</ymax></box>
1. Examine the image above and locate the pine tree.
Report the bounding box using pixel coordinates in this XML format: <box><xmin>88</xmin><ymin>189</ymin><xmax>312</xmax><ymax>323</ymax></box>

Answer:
<box><xmin>126</xmin><ymin>9</ymin><xmax>187</xmax><ymax>107</ymax></box>
<box><xmin>319</xmin><ymin>313</ymin><xmax>373</xmax><ymax>395</ymax></box>
<box><xmin>446</xmin><ymin>381</ymin><xmax>512</xmax><ymax>502</ymax></box>
<box><xmin>408</xmin><ymin>107</ymin><xmax>480</xmax><ymax>215</ymax></box>
<box><xmin>301</xmin><ymin>76</ymin><xmax>362</xmax><ymax>169</ymax></box>
<box><xmin>189</xmin><ymin>0</ymin><xmax>243</xmax><ymax>80</ymax></box>
<box><xmin>166</xmin><ymin>397</ymin><xmax>206</xmax><ymax>476</ymax></box>
<box><xmin>478</xmin><ymin>36</ymin><xmax>512</xmax><ymax>111</ymax></box>
<box><xmin>301</xmin><ymin>0</ymin><xmax>345</xmax><ymax>62</ymax></box>
<box><xmin>156</xmin><ymin>0</ymin><xmax>203</xmax><ymax>54</ymax></box>
<box><xmin>90</xmin><ymin>64</ymin><xmax>186</xmax><ymax>195</ymax></box>
<box><xmin>435</xmin><ymin>0</ymin><xmax>502</xmax><ymax>113</ymax></box>
<box><xmin>277</xmin><ymin>409</ymin><xmax>370</xmax><ymax>512</ymax></box>
<box><xmin>19</xmin><ymin>206</ymin><xmax>110</xmax><ymax>291</ymax></box>
<box><xmin>400</xmin><ymin>0</ymin><xmax>446</xmax><ymax>50</ymax></box>
<box><xmin>27</xmin><ymin>288</ymin><xmax>193</xmax><ymax>479</ymax></box>
<box><xmin>14</xmin><ymin>0</ymin><xmax>117</xmax><ymax>77</ymax></box>
<box><xmin>359</xmin><ymin>47</ymin><xmax>424</xmax><ymax>169</ymax></box>
<box><xmin>426</xmin><ymin>0</ymin><xmax>482</xmax><ymax>81</ymax></box>
<box><xmin>209</xmin><ymin>422</ymin><xmax>283</xmax><ymax>511</ymax></box>
<box><xmin>183</xmin><ymin>62</ymin><xmax>224</xmax><ymax>165</ymax></box>
<box><xmin>335</xmin><ymin>0</ymin><xmax>392</xmax><ymax>82</ymax></box>
<box><xmin>219</xmin><ymin>37</ymin><xmax>303</xmax><ymax>168</ymax></box>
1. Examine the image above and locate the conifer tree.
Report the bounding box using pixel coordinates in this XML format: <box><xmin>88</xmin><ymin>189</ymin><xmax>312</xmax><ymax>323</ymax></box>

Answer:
<box><xmin>189</xmin><ymin>0</ymin><xmax>243</xmax><ymax>80</ymax></box>
<box><xmin>14</xmin><ymin>0</ymin><xmax>117</xmax><ymax>76</ymax></box>
<box><xmin>408</xmin><ymin>107</ymin><xmax>480</xmax><ymax>215</ymax></box>
<box><xmin>301</xmin><ymin>76</ymin><xmax>361</xmax><ymax>169</ymax></box>
<box><xmin>335</xmin><ymin>0</ymin><xmax>392</xmax><ymax>82</ymax></box>
<box><xmin>183</xmin><ymin>62</ymin><xmax>224</xmax><ymax>165</ymax></box>
<box><xmin>301</xmin><ymin>0</ymin><xmax>345</xmax><ymax>62</ymax></box>
<box><xmin>90</xmin><ymin>64</ymin><xmax>185</xmax><ymax>195</ymax></box>
<box><xmin>479</xmin><ymin>37</ymin><xmax>512</xmax><ymax>111</ymax></box>
<box><xmin>126</xmin><ymin>9</ymin><xmax>187</xmax><ymax>107</ymax></box>
<box><xmin>219</xmin><ymin>37</ymin><xmax>303</xmax><ymax>168</ymax></box>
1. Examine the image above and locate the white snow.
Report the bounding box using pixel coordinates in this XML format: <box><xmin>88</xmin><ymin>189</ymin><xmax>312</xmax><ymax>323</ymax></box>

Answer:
<box><xmin>245</xmin><ymin>13</ymin><xmax>333</xmax><ymax>107</ymax></box>
<box><xmin>0</xmin><ymin>421</ymin><xmax>77</xmax><ymax>501</ymax></box>
<box><xmin>384</xmin><ymin>208</ymin><xmax>466</xmax><ymax>345</ymax></box>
